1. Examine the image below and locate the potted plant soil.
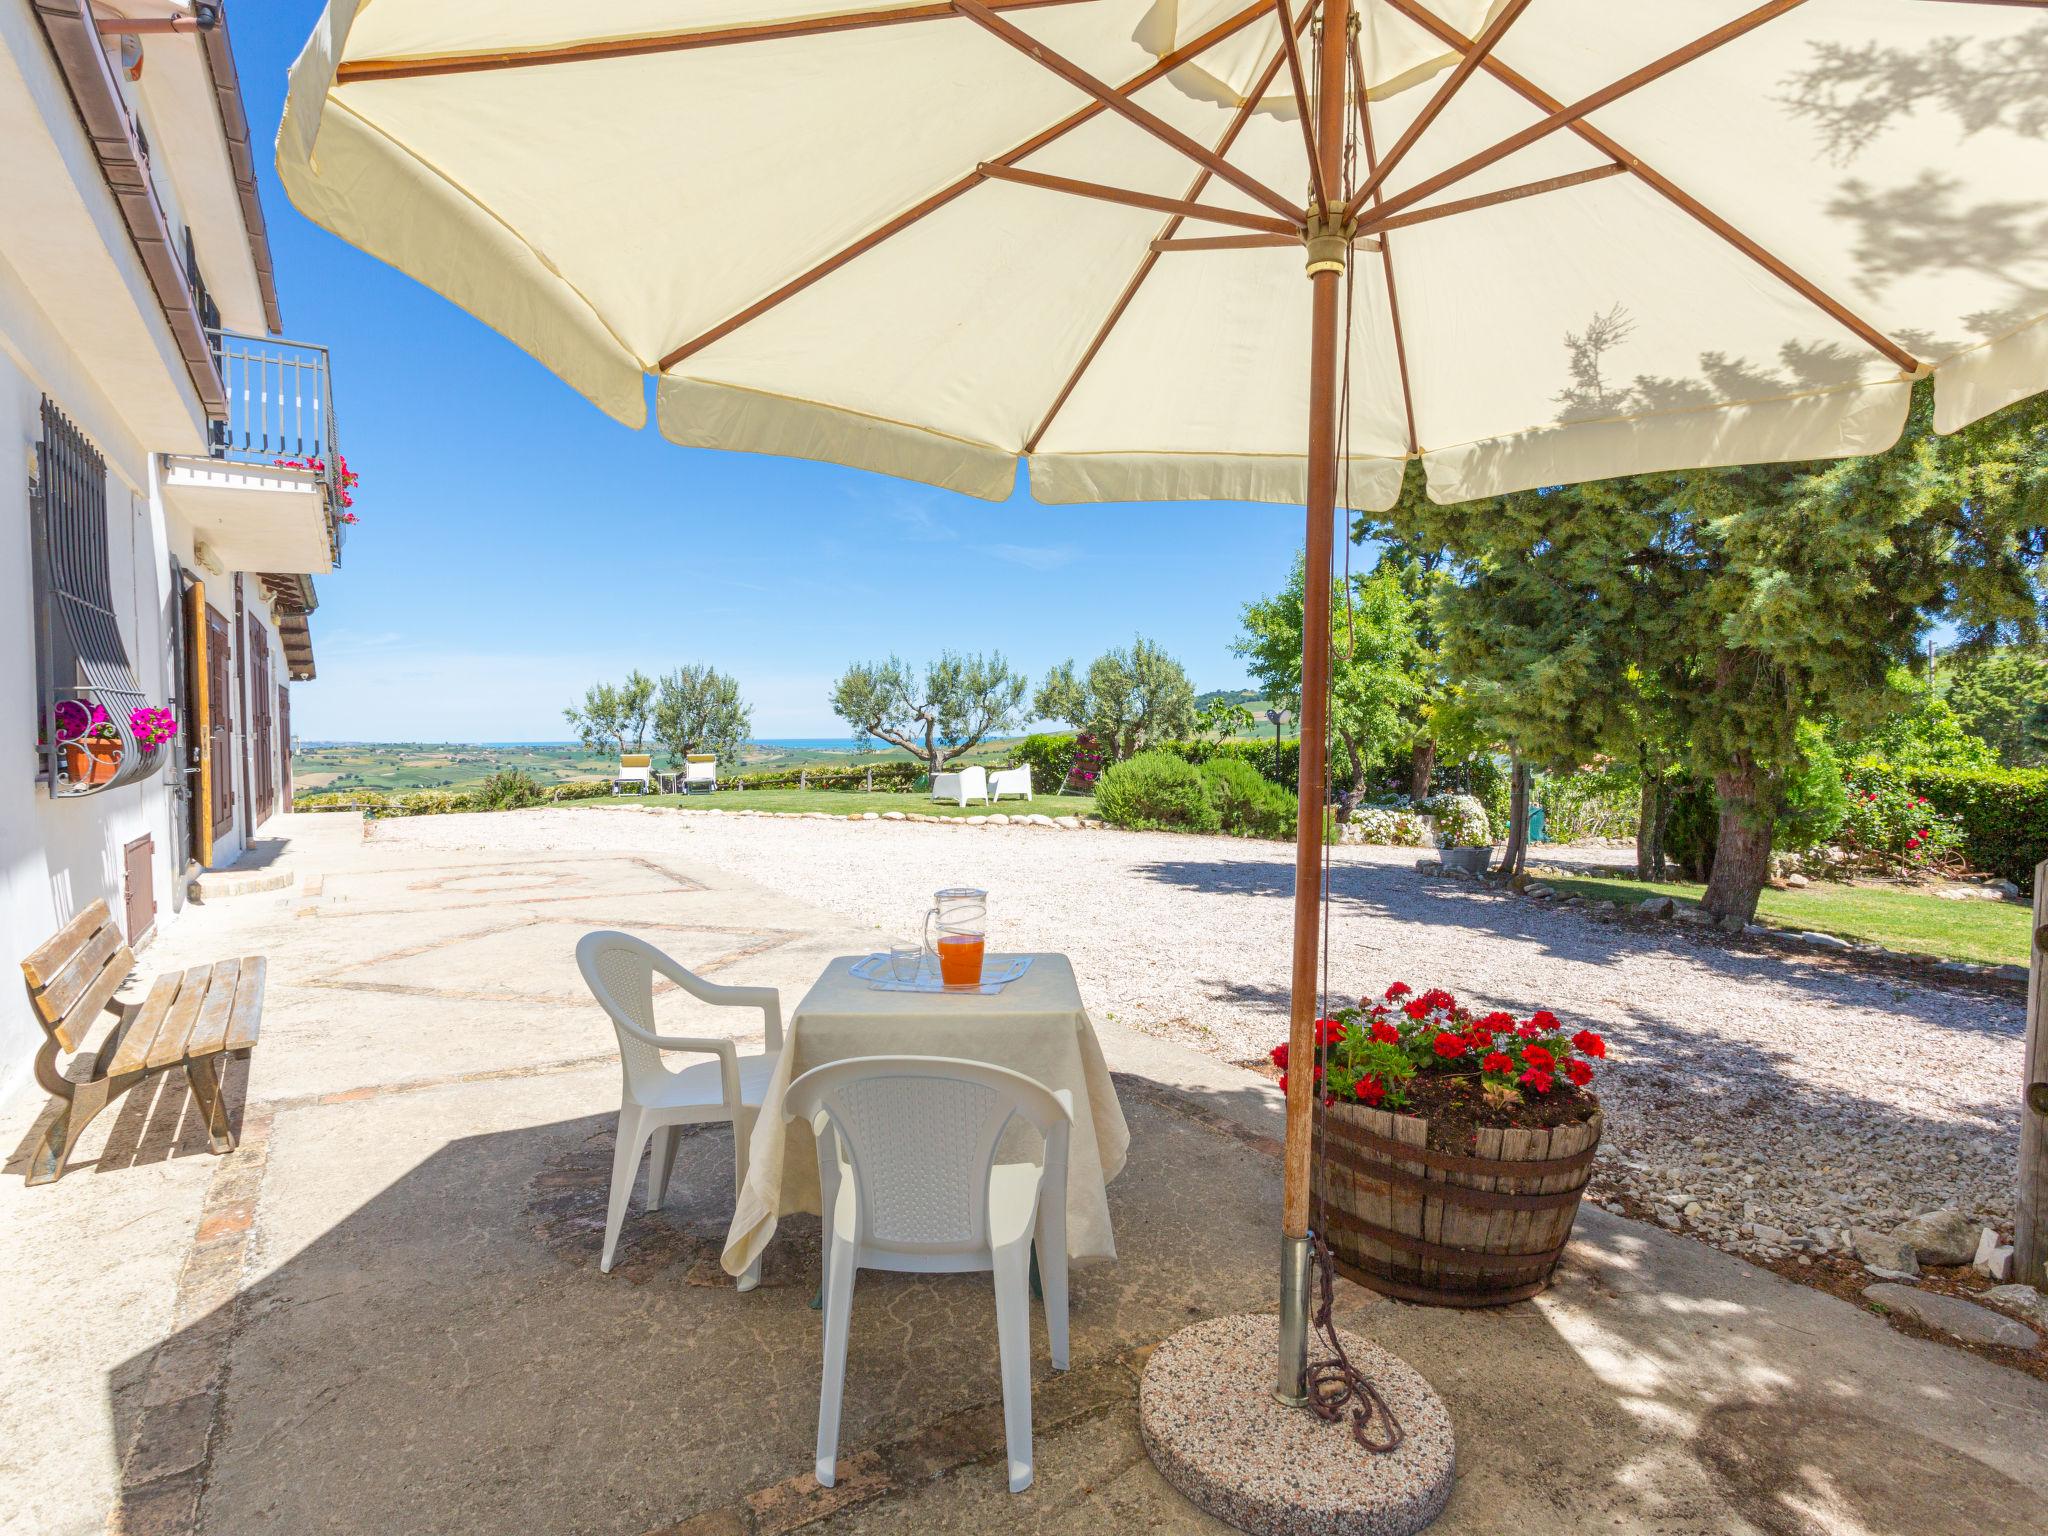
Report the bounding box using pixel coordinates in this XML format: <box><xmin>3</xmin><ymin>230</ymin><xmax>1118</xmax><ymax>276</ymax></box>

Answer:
<box><xmin>1274</xmin><ymin>982</ymin><xmax>1607</xmax><ymax>1306</ymax></box>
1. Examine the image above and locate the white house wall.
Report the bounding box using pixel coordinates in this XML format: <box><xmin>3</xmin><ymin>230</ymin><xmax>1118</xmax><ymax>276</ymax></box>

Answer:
<box><xmin>0</xmin><ymin>17</ymin><xmax>302</xmax><ymax>1100</ymax></box>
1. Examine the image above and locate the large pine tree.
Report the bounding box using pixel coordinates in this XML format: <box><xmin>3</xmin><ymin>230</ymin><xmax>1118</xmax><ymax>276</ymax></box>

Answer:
<box><xmin>1369</xmin><ymin>386</ymin><xmax>2045</xmax><ymax>919</ymax></box>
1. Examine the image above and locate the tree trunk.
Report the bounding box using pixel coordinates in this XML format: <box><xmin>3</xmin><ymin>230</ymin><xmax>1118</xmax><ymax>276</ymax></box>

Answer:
<box><xmin>1498</xmin><ymin>759</ymin><xmax>1531</xmax><ymax>879</ymax></box>
<box><xmin>1333</xmin><ymin>731</ymin><xmax>1367</xmax><ymax>821</ymax></box>
<box><xmin>1408</xmin><ymin>738</ymin><xmax>1437</xmax><ymax>803</ymax></box>
<box><xmin>1635</xmin><ymin>770</ymin><xmax>1670</xmax><ymax>882</ymax></box>
<box><xmin>1702</xmin><ymin>763</ymin><xmax>1775</xmax><ymax>921</ymax></box>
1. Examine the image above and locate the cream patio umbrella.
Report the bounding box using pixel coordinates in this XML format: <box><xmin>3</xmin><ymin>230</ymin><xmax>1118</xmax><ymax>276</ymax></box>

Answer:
<box><xmin>278</xmin><ymin>0</ymin><xmax>2048</xmax><ymax>1417</ymax></box>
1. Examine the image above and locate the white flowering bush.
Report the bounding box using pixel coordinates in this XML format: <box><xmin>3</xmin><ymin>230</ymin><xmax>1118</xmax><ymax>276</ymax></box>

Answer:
<box><xmin>1342</xmin><ymin>806</ymin><xmax>1430</xmax><ymax>846</ymax></box>
<box><xmin>1421</xmin><ymin>793</ymin><xmax>1491</xmax><ymax>848</ymax></box>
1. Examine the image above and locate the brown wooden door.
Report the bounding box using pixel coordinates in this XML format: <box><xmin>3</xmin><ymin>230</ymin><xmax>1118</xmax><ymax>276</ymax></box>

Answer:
<box><xmin>253</xmin><ymin>634</ymin><xmax>274</xmax><ymax>824</ymax></box>
<box><xmin>278</xmin><ymin>685</ymin><xmax>292</xmax><ymax>805</ymax></box>
<box><xmin>123</xmin><ymin>834</ymin><xmax>155</xmax><ymax>944</ymax></box>
<box><xmin>207</xmin><ymin>605</ymin><xmax>234</xmax><ymax>834</ymax></box>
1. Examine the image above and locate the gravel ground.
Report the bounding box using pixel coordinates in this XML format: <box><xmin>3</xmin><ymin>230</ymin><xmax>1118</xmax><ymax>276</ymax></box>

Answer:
<box><xmin>374</xmin><ymin>806</ymin><xmax>2028</xmax><ymax>1267</ymax></box>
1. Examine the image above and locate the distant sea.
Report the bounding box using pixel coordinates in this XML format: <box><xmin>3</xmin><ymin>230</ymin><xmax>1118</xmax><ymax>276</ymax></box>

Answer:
<box><xmin>302</xmin><ymin>738</ymin><xmax>865</xmax><ymax>750</ymax></box>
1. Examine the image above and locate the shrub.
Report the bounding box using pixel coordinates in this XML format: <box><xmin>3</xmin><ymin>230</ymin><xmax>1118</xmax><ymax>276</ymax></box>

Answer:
<box><xmin>549</xmin><ymin>779</ymin><xmax>615</xmax><ymax>802</ymax></box>
<box><xmin>1343</xmin><ymin>806</ymin><xmax>1430</xmax><ymax>846</ymax></box>
<box><xmin>1161</xmin><ymin>737</ymin><xmax>1298</xmax><ymax>792</ymax></box>
<box><xmin>1199</xmin><ymin>756</ymin><xmax>1297</xmax><ymax>839</ymax></box>
<box><xmin>1537</xmin><ymin>765</ymin><xmax>1637</xmax><ymax>842</ymax></box>
<box><xmin>733</xmin><ymin>760</ymin><xmax>924</xmax><ymax>791</ymax></box>
<box><xmin>1858</xmin><ymin>760</ymin><xmax>2048</xmax><ymax>892</ymax></box>
<box><xmin>1095</xmin><ymin>750</ymin><xmax>1219</xmax><ymax>832</ymax></box>
<box><xmin>1776</xmin><ymin>722</ymin><xmax>1850</xmax><ymax>852</ymax></box>
<box><xmin>1834</xmin><ymin>768</ymin><xmax>1967</xmax><ymax>872</ymax></box>
<box><xmin>1419</xmin><ymin>792</ymin><xmax>1490</xmax><ymax>848</ymax></box>
<box><xmin>475</xmin><ymin>768</ymin><xmax>544</xmax><ymax>810</ymax></box>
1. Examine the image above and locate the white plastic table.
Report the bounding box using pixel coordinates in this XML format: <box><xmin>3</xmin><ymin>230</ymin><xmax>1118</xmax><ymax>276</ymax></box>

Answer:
<box><xmin>721</xmin><ymin>952</ymin><xmax>1128</xmax><ymax>1281</ymax></box>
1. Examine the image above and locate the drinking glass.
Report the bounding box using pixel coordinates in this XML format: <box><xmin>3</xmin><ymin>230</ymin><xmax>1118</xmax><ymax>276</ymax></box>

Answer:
<box><xmin>887</xmin><ymin>941</ymin><xmax>924</xmax><ymax>984</ymax></box>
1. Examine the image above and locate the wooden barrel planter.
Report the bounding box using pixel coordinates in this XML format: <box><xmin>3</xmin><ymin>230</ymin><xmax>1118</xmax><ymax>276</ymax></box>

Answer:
<box><xmin>1313</xmin><ymin>1101</ymin><xmax>1603</xmax><ymax>1306</ymax></box>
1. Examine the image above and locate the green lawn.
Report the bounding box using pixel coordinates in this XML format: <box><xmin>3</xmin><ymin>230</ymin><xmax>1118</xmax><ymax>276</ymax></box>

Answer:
<box><xmin>584</xmin><ymin>787</ymin><xmax>1098</xmax><ymax>820</ymax></box>
<box><xmin>1538</xmin><ymin>873</ymin><xmax>2031</xmax><ymax>966</ymax></box>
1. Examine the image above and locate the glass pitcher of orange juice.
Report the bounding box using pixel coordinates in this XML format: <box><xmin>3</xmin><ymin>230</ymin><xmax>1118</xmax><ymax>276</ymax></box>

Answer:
<box><xmin>925</xmin><ymin>887</ymin><xmax>987</xmax><ymax>987</ymax></box>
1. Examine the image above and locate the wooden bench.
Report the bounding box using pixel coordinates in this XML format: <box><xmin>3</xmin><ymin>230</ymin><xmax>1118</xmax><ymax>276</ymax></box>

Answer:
<box><xmin>18</xmin><ymin>899</ymin><xmax>262</xmax><ymax>1185</ymax></box>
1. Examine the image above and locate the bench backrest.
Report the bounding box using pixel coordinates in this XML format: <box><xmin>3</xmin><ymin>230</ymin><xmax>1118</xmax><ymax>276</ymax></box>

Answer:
<box><xmin>20</xmin><ymin>899</ymin><xmax>135</xmax><ymax>1053</ymax></box>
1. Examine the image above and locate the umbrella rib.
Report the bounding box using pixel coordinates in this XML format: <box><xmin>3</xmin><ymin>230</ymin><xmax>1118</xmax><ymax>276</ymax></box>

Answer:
<box><xmin>1351</xmin><ymin>33</ymin><xmax>1419</xmax><ymax>458</ymax></box>
<box><xmin>951</xmin><ymin>0</ymin><xmax>1303</xmax><ymax>223</ymax></box>
<box><xmin>978</xmin><ymin>164</ymin><xmax>1296</xmax><ymax>234</ymax></box>
<box><xmin>1341</xmin><ymin>0</ymin><xmax>1533</xmax><ymax>222</ymax></box>
<box><xmin>1357</xmin><ymin>163</ymin><xmax>1629</xmax><ymax>235</ymax></box>
<box><xmin>1382</xmin><ymin>0</ymin><xmax>1920</xmax><ymax>374</ymax></box>
<box><xmin>334</xmin><ymin>0</ymin><xmax>1097</xmax><ymax>84</ymax></box>
<box><xmin>656</xmin><ymin>0</ymin><xmax>1279</xmax><ymax>371</ymax></box>
<box><xmin>1152</xmin><ymin>233</ymin><xmax>1305</xmax><ymax>251</ymax></box>
<box><xmin>1023</xmin><ymin>15</ymin><xmax>1299</xmax><ymax>454</ymax></box>
<box><xmin>1363</xmin><ymin>0</ymin><xmax>1807</xmax><ymax>230</ymax></box>
<box><xmin>1273</xmin><ymin>0</ymin><xmax>1326</xmax><ymax>211</ymax></box>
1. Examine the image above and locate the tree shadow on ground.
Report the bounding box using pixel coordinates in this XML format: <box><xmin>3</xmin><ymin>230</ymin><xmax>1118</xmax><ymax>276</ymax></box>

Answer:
<box><xmin>1128</xmin><ymin>854</ymin><xmax>2024</xmax><ymax>1043</ymax></box>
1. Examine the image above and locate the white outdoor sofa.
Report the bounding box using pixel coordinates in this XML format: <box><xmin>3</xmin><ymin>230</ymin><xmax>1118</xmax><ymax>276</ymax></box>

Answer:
<box><xmin>987</xmin><ymin>766</ymin><xmax>1032</xmax><ymax>803</ymax></box>
<box><xmin>931</xmin><ymin>765</ymin><xmax>988</xmax><ymax>807</ymax></box>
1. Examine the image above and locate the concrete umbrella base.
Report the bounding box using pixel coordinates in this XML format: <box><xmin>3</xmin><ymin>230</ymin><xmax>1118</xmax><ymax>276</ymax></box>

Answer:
<box><xmin>1140</xmin><ymin>1314</ymin><xmax>1455</xmax><ymax>1536</ymax></box>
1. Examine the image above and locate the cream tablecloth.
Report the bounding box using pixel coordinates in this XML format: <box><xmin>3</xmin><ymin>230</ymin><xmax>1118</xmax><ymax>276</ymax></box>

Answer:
<box><xmin>721</xmin><ymin>953</ymin><xmax>1128</xmax><ymax>1278</ymax></box>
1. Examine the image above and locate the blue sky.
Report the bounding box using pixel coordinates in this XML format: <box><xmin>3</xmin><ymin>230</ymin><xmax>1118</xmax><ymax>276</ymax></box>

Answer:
<box><xmin>238</xmin><ymin>7</ymin><xmax>1324</xmax><ymax>743</ymax></box>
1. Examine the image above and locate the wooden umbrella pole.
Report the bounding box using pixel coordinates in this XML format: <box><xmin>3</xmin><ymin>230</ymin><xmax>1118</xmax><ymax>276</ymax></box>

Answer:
<box><xmin>1277</xmin><ymin>0</ymin><xmax>1350</xmax><ymax>1406</ymax></box>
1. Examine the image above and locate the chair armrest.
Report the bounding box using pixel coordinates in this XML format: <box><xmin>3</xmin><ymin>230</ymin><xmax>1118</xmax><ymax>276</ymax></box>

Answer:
<box><xmin>1052</xmin><ymin>1088</ymin><xmax>1075</xmax><ymax>1122</ymax></box>
<box><xmin>615</xmin><ymin>1021</ymin><xmax>745</xmax><ymax>1105</ymax></box>
<box><xmin>646</xmin><ymin>953</ymin><xmax>785</xmax><ymax>1052</ymax></box>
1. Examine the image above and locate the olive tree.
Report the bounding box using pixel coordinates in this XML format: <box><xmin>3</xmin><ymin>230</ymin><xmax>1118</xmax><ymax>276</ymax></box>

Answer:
<box><xmin>563</xmin><ymin>670</ymin><xmax>654</xmax><ymax>757</ymax></box>
<box><xmin>1034</xmin><ymin>636</ymin><xmax>1197</xmax><ymax>761</ymax></box>
<box><xmin>653</xmin><ymin>665</ymin><xmax>752</xmax><ymax>766</ymax></box>
<box><xmin>830</xmin><ymin>652</ymin><xmax>1028</xmax><ymax>774</ymax></box>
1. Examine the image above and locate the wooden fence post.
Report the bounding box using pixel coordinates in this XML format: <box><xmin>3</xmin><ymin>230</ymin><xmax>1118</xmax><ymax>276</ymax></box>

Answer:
<box><xmin>2019</xmin><ymin>859</ymin><xmax>2048</xmax><ymax>1290</ymax></box>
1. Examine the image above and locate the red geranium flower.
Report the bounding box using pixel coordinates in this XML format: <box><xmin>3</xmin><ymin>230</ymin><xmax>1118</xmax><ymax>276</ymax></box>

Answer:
<box><xmin>1481</xmin><ymin>1051</ymin><xmax>1512</xmax><ymax>1075</ymax></box>
<box><xmin>1384</xmin><ymin>982</ymin><xmax>1412</xmax><ymax>1001</ymax></box>
<box><xmin>1570</xmin><ymin>1029</ymin><xmax>1606</xmax><ymax>1059</ymax></box>
<box><xmin>1277</xmin><ymin>1072</ymin><xmax>1288</xmax><ymax>1095</ymax></box>
<box><xmin>1314</xmin><ymin>1017</ymin><xmax>1346</xmax><ymax>1046</ymax></box>
<box><xmin>1565</xmin><ymin>1058</ymin><xmax>1594</xmax><ymax>1087</ymax></box>
<box><xmin>1468</xmin><ymin>1027</ymin><xmax>1495</xmax><ymax>1049</ymax></box>
<box><xmin>1521</xmin><ymin>1043</ymin><xmax>1555</xmax><ymax>1070</ymax></box>
<box><xmin>1271</xmin><ymin>1042</ymin><xmax>1289</xmax><ymax>1069</ymax></box>
<box><xmin>1432</xmin><ymin>1032</ymin><xmax>1467</xmax><ymax>1059</ymax></box>
<box><xmin>1519</xmin><ymin>1067</ymin><xmax>1554</xmax><ymax>1094</ymax></box>
<box><xmin>1403</xmin><ymin>999</ymin><xmax>1429</xmax><ymax>1020</ymax></box>
<box><xmin>1370</xmin><ymin>1019</ymin><xmax>1401</xmax><ymax>1045</ymax></box>
<box><xmin>1355</xmin><ymin>1075</ymin><xmax>1385</xmax><ymax>1106</ymax></box>
<box><xmin>1479</xmin><ymin>1011</ymin><xmax>1515</xmax><ymax>1031</ymax></box>
<box><xmin>1529</xmin><ymin>1009</ymin><xmax>1560</xmax><ymax>1032</ymax></box>
<box><xmin>1418</xmin><ymin>988</ymin><xmax>1458</xmax><ymax>1013</ymax></box>
<box><xmin>1516</xmin><ymin>1021</ymin><xmax>1541</xmax><ymax>1039</ymax></box>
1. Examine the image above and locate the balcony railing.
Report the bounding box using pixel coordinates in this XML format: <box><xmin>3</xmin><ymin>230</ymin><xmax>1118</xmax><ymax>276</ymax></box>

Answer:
<box><xmin>207</xmin><ymin>329</ymin><xmax>349</xmax><ymax>563</ymax></box>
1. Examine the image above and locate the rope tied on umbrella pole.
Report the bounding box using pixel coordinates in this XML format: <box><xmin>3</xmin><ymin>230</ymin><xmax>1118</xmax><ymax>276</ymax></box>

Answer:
<box><xmin>1305</xmin><ymin>1231</ymin><xmax>1406</xmax><ymax>1453</ymax></box>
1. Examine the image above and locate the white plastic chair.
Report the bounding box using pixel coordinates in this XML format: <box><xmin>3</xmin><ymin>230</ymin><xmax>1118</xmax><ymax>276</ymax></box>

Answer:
<box><xmin>987</xmin><ymin>765</ymin><xmax>1032</xmax><ymax>803</ymax></box>
<box><xmin>930</xmin><ymin>765</ymin><xmax>987</xmax><ymax>807</ymax></box>
<box><xmin>575</xmin><ymin>931</ymin><xmax>783</xmax><ymax>1279</ymax></box>
<box><xmin>683</xmin><ymin>755</ymin><xmax>718</xmax><ymax>794</ymax></box>
<box><xmin>786</xmin><ymin>1055</ymin><xmax>1072</xmax><ymax>1494</ymax></box>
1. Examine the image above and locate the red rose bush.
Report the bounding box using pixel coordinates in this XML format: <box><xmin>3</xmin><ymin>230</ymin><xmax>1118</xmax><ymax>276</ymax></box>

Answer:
<box><xmin>1273</xmin><ymin>982</ymin><xmax>1604</xmax><ymax>1115</ymax></box>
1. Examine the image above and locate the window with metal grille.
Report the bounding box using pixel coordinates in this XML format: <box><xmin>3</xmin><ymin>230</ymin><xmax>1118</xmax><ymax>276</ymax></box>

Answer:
<box><xmin>30</xmin><ymin>396</ymin><xmax>162</xmax><ymax>797</ymax></box>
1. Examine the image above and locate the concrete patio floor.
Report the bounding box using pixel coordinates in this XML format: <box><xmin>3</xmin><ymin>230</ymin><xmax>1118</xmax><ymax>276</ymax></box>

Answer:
<box><xmin>3</xmin><ymin>811</ymin><xmax>2043</xmax><ymax>1536</ymax></box>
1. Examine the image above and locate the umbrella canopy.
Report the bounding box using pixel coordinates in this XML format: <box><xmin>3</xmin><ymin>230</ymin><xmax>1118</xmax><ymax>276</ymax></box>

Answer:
<box><xmin>278</xmin><ymin>0</ymin><xmax>2048</xmax><ymax>507</ymax></box>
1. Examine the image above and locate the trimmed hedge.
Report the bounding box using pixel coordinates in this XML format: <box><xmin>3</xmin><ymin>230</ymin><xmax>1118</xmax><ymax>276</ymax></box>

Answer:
<box><xmin>730</xmin><ymin>760</ymin><xmax>924</xmax><ymax>791</ymax></box>
<box><xmin>1862</xmin><ymin>761</ymin><xmax>2048</xmax><ymax>893</ymax></box>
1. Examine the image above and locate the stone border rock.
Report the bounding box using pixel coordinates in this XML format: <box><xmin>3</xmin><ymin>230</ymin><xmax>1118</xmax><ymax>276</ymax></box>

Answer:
<box><xmin>626</xmin><ymin>804</ymin><xmax>1106</xmax><ymax>831</ymax></box>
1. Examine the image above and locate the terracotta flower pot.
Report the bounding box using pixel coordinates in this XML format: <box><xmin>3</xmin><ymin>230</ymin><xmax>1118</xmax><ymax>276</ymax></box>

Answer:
<box><xmin>63</xmin><ymin>737</ymin><xmax>122</xmax><ymax>787</ymax></box>
<box><xmin>1312</xmin><ymin>1098</ymin><xmax>1602</xmax><ymax>1307</ymax></box>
